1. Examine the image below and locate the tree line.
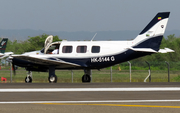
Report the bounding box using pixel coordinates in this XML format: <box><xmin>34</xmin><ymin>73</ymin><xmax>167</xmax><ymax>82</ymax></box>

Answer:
<box><xmin>5</xmin><ymin>34</ymin><xmax>61</xmax><ymax>54</ymax></box>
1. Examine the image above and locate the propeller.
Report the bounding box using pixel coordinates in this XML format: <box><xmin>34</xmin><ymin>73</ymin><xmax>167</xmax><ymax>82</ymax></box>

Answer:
<box><xmin>6</xmin><ymin>55</ymin><xmax>16</xmax><ymax>75</ymax></box>
<box><xmin>12</xmin><ymin>63</ymin><xmax>16</xmax><ymax>75</ymax></box>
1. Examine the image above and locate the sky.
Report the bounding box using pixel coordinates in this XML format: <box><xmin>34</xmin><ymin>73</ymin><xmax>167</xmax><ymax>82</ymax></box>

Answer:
<box><xmin>0</xmin><ymin>0</ymin><xmax>179</xmax><ymax>32</ymax></box>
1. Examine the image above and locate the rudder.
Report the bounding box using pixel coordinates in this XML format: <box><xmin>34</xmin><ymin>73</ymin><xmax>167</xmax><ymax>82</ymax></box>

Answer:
<box><xmin>133</xmin><ymin>12</ymin><xmax>170</xmax><ymax>51</ymax></box>
<box><xmin>0</xmin><ymin>38</ymin><xmax>8</xmax><ymax>53</ymax></box>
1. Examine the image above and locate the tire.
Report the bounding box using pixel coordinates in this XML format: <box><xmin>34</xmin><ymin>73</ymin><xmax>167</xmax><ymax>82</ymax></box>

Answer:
<box><xmin>25</xmin><ymin>76</ymin><xmax>32</xmax><ymax>83</ymax></box>
<box><xmin>48</xmin><ymin>75</ymin><xmax>57</xmax><ymax>83</ymax></box>
<box><xmin>82</xmin><ymin>74</ymin><xmax>91</xmax><ymax>83</ymax></box>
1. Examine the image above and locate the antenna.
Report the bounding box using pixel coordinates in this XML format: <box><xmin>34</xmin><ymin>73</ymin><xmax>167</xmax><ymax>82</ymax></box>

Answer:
<box><xmin>91</xmin><ymin>33</ymin><xmax>97</xmax><ymax>41</ymax></box>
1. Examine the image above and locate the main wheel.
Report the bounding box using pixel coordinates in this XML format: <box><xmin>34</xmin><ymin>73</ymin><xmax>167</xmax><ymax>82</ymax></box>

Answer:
<box><xmin>25</xmin><ymin>76</ymin><xmax>32</xmax><ymax>83</ymax></box>
<box><xmin>82</xmin><ymin>74</ymin><xmax>91</xmax><ymax>82</ymax></box>
<box><xmin>48</xmin><ymin>75</ymin><xmax>57</xmax><ymax>83</ymax></box>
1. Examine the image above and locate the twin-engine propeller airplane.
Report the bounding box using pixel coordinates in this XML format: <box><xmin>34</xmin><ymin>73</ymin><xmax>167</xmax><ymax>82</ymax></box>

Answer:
<box><xmin>0</xmin><ymin>38</ymin><xmax>13</xmax><ymax>59</ymax></box>
<box><xmin>8</xmin><ymin>12</ymin><xmax>174</xmax><ymax>83</ymax></box>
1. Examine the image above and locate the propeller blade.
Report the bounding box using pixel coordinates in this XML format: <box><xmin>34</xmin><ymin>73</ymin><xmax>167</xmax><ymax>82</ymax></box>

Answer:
<box><xmin>12</xmin><ymin>63</ymin><xmax>16</xmax><ymax>75</ymax></box>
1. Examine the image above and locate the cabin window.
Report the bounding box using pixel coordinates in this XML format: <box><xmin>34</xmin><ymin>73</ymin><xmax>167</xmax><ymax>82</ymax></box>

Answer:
<box><xmin>77</xmin><ymin>46</ymin><xmax>87</xmax><ymax>53</ymax></box>
<box><xmin>91</xmin><ymin>46</ymin><xmax>100</xmax><ymax>53</ymax></box>
<box><xmin>62</xmin><ymin>46</ymin><xmax>73</xmax><ymax>53</ymax></box>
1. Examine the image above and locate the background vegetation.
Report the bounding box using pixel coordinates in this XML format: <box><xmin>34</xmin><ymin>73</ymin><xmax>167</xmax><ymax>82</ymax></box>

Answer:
<box><xmin>5</xmin><ymin>33</ymin><xmax>62</xmax><ymax>54</ymax></box>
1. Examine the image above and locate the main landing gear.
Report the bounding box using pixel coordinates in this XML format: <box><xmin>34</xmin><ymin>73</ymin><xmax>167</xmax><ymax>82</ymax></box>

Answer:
<box><xmin>25</xmin><ymin>66</ymin><xmax>58</xmax><ymax>83</ymax></box>
<box><xmin>48</xmin><ymin>66</ymin><xmax>57</xmax><ymax>83</ymax></box>
<box><xmin>24</xmin><ymin>68</ymin><xmax>91</xmax><ymax>83</ymax></box>
<box><xmin>82</xmin><ymin>69</ymin><xmax>91</xmax><ymax>83</ymax></box>
<box><xmin>25</xmin><ymin>71</ymin><xmax>32</xmax><ymax>83</ymax></box>
<box><xmin>48</xmin><ymin>75</ymin><xmax>57</xmax><ymax>83</ymax></box>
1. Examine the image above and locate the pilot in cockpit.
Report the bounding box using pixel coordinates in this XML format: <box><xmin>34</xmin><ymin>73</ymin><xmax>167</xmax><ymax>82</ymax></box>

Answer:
<box><xmin>52</xmin><ymin>45</ymin><xmax>59</xmax><ymax>54</ymax></box>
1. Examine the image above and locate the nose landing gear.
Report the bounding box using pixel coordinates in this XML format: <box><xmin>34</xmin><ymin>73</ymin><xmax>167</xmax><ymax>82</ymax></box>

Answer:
<box><xmin>25</xmin><ymin>71</ymin><xmax>32</xmax><ymax>83</ymax></box>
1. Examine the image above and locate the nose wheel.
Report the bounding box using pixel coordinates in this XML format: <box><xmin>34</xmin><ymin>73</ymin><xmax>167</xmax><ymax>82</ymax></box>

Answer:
<box><xmin>25</xmin><ymin>76</ymin><xmax>32</xmax><ymax>83</ymax></box>
<box><xmin>25</xmin><ymin>71</ymin><xmax>32</xmax><ymax>83</ymax></box>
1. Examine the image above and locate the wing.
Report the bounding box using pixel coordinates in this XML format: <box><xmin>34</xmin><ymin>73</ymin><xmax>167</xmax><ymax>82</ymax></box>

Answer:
<box><xmin>11</xmin><ymin>55</ymin><xmax>82</xmax><ymax>68</ymax></box>
<box><xmin>0</xmin><ymin>53</ymin><xmax>4</xmax><ymax>58</ymax></box>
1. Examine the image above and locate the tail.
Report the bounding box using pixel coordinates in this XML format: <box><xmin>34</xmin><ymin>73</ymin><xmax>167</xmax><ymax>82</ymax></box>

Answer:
<box><xmin>0</xmin><ymin>38</ymin><xmax>8</xmax><ymax>53</ymax></box>
<box><xmin>132</xmin><ymin>12</ymin><xmax>171</xmax><ymax>52</ymax></box>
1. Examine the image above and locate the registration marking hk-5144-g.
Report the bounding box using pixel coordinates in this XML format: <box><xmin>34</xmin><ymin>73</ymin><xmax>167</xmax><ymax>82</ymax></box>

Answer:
<box><xmin>91</xmin><ymin>56</ymin><xmax>115</xmax><ymax>63</ymax></box>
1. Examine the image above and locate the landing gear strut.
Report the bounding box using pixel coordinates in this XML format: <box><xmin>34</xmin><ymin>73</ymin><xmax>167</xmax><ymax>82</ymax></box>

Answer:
<box><xmin>25</xmin><ymin>71</ymin><xmax>32</xmax><ymax>83</ymax></box>
<box><xmin>48</xmin><ymin>66</ymin><xmax>57</xmax><ymax>83</ymax></box>
<box><xmin>82</xmin><ymin>69</ymin><xmax>91</xmax><ymax>83</ymax></box>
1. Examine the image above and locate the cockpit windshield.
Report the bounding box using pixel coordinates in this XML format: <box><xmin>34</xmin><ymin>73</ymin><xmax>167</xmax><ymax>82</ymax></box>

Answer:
<box><xmin>44</xmin><ymin>43</ymin><xmax>60</xmax><ymax>54</ymax></box>
<box><xmin>40</xmin><ymin>48</ymin><xmax>44</xmax><ymax>53</ymax></box>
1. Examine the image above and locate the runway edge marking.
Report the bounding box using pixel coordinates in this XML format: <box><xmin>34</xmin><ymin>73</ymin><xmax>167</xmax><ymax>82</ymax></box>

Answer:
<box><xmin>0</xmin><ymin>87</ymin><xmax>180</xmax><ymax>92</ymax></box>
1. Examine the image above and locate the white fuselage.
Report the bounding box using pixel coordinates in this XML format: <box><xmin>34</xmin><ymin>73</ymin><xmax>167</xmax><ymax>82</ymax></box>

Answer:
<box><xmin>23</xmin><ymin>40</ymin><xmax>134</xmax><ymax>59</ymax></box>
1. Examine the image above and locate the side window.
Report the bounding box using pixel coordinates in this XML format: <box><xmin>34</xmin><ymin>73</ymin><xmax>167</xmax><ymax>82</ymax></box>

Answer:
<box><xmin>77</xmin><ymin>46</ymin><xmax>87</xmax><ymax>53</ymax></box>
<box><xmin>91</xmin><ymin>46</ymin><xmax>100</xmax><ymax>53</ymax></box>
<box><xmin>62</xmin><ymin>46</ymin><xmax>73</xmax><ymax>53</ymax></box>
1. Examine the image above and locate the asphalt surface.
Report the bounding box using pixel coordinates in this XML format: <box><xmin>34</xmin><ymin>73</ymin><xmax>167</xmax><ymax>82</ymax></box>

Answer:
<box><xmin>0</xmin><ymin>82</ymin><xmax>180</xmax><ymax>113</ymax></box>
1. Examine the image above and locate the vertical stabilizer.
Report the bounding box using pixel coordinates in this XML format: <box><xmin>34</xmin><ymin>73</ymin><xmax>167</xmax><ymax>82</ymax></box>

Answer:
<box><xmin>133</xmin><ymin>12</ymin><xmax>170</xmax><ymax>51</ymax></box>
<box><xmin>0</xmin><ymin>38</ymin><xmax>8</xmax><ymax>53</ymax></box>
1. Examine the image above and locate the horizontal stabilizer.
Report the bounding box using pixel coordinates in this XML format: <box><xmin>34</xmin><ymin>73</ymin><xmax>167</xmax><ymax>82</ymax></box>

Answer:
<box><xmin>0</xmin><ymin>52</ymin><xmax>14</xmax><ymax>59</ymax></box>
<box><xmin>129</xmin><ymin>47</ymin><xmax>174</xmax><ymax>53</ymax></box>
<box><xmin>158</xmin><ymin>48</ymin><xmax>175</xmax><ymax>53</ymax></box>
<box><xmin>129</xmin><ymin>47</ymin><xmax>157</xmax><ymax>53</ymax></box>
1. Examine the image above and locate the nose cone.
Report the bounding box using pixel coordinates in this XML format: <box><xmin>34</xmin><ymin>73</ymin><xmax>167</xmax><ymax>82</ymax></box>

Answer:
<box><xmin>6</xmin><ymin>56</ymin><xmax>13</xmax><ymax>62</ymax></box>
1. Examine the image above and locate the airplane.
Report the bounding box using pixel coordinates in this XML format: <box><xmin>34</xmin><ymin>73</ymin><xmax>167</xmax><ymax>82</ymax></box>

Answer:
<box><xmin>0</xmin><ymin>38</ymin><xmax>13</xmax><ymax>59</ymax></box>
<box><xmin>7</xmin><ymin>12</ymin><xmax>174</xmax><ymax>83</ymax></box>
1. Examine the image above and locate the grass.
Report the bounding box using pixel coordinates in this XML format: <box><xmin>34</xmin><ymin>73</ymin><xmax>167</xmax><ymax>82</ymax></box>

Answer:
<box><xmin>0</xmin><ymin>68</ymin><xmax>180</xmax><ymax>83</ymax></box>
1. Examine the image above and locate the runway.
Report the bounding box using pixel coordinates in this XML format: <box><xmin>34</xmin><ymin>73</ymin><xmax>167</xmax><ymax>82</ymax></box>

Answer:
<box><xmin>0</xmin><ymin>82</ymin><xmax>180</xmax><ymax>113</ymax></box>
